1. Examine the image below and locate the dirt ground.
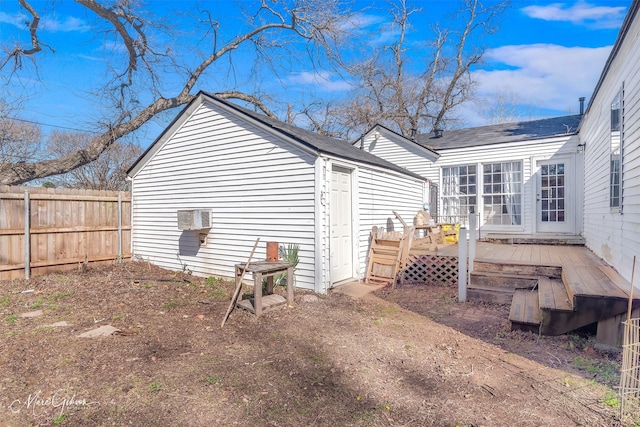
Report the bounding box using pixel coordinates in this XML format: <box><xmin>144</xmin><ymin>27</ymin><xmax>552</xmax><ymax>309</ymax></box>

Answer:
<box><xmin>0</xmin><ymin>261</ymin><xmax>638</xmax><ymax>426</ymax></box>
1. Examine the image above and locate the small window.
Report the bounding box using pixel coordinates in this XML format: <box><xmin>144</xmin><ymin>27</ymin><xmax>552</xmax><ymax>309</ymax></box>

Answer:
<box><xmin>610</xmin><ymin>88</ymin><xmax>623</xmax><ymax>209</ymax></box>
<box><xmin>441</xmin><ymin>164</ymin><xmax>477</xmax><ymax>224</ymax></box>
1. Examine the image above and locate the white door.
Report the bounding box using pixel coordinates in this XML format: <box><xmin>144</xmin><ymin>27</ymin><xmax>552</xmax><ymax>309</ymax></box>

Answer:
<box><xmin>536</xmin><ymin>159</ymin><xmax>572</xmax><ymax>233</ymax></box>
<box><xmin>331</xmin><ymin>166</ymin><xmax>353</xmax><ymax>282</ymax></box>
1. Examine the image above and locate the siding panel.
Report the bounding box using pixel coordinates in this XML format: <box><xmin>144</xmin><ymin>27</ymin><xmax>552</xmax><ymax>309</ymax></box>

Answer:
<box><xmin>131</xmin><ymin>101</ymin><xmax>318</xmax><ymax>290</ymax></box>
<box><xmin>580</xmin><ymin>8</ymin><xmax>640</xmax><ymax>282</ymax></box>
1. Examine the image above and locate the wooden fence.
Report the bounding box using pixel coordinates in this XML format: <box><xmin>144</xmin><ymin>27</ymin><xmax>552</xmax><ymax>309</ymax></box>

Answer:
<box><xmin>0</xmin><ymin>186</ymin><xmax>131</xmax><ymax>280</ymax></box>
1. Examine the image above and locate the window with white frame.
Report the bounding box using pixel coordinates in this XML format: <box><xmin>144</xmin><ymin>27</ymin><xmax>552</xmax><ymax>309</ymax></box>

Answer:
<box><xmin>482</xmin><ymin>161</ymin><xmax>523</xmax><ymax>226</ymax></box>
<box><xmin>610</xmin><ymin>88</ymin><xmax>623</xmax><ymax>209</ymax></box>
<box><xmin>441</xmin><ymin>164</ymin><xmax>477</xmax><ymax>223</ymax></box>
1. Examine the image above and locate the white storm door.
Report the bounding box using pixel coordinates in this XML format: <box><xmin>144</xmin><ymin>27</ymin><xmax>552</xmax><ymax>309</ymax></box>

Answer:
<box><xmin>536</xmin><ymin>159</ymin><xmax>572</xmax><ymax>233</ymax></box>
<box><xmin>331</xmin><ymin>166</ymin><xmax>353</xmax><ymax>282</ymax></box>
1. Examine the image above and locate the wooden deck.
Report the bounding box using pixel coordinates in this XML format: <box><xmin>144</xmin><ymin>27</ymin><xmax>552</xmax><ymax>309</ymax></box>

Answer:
<box><xmin>436</xmin><ymin>242</ymin><xmax>637</xmax><ymax>346</ymax></box>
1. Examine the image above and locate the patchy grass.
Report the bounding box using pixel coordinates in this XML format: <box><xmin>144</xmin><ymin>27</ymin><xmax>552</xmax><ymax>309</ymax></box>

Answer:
<box><xmin>572</xmin><ymin>356</ymin><xmax>620</xmax><ymax>386</ymax></box>
<box><xmin>0</xmin><ymin>262</ymin><xmax>635</xmax><ymax>426</ymax></box>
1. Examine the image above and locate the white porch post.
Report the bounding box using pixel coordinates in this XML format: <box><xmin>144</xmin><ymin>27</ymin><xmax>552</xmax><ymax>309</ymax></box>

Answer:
<box><xmin>469</xmin><ymin>213</ymin><xmax>476</xmax><ymax>273</ymax></box>
<box><xmin>458</xmin><ymin>227</ymin><xmax>468</xmax><ymax>302</ymax></box>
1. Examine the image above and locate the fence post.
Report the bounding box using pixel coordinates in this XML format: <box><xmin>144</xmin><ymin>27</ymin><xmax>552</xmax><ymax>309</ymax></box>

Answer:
<box><xmin>469</xmin><ymin>213</ymin><xmax>476</xmax><ymax>273</ymax></box>
<box><xmin>117</xmin><ymin>191</ymin><xmax>123</xmax><ymax>264</ymax></box>
<box><xmin>458</xmin><ymin>227</ymin><xmax>467</xmax><ymax>302</ymax></box>
<box><xmin>24</xmin><ymin>190</ymin><xmax>31</xmax><ymax>279</ymax></box>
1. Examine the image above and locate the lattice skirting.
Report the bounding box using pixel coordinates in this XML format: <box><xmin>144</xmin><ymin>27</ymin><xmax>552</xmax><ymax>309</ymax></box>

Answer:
<box><xmin>401</xmin><ymin>255</ymin><xmax>460</xmax><ymax>287</ymax></box>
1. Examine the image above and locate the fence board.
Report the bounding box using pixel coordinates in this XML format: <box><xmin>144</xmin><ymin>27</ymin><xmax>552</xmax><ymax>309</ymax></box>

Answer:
<box><xmin>0</xmin><ymin>186</ymin><xmax>132</xmax><ymax>280</ymax></box>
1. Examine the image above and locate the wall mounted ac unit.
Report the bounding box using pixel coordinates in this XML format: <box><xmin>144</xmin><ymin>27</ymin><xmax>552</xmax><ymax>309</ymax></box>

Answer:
<box><xmin>177</xmin><ymin>209</ymin><xmax>212</xmax><ymax>230</ymax></box>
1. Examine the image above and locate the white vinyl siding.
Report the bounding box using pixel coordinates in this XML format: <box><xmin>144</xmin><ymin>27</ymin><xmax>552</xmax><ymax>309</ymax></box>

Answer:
<box><xmin>357</xmin><ymin>167</ymin><xmax>426</xmax><ymax>279</ymax></box>
<box><xmin>435</xmin><ymin>139</ymin><xmax>579</xmax><ymax>234</ymax></box>
<box><xmin>362</xmin><ymin>124</ymin><xmax>580</xmax><ymax>235</ymax></box>
<box><xmin>131</xmin><ymin>100</ymin><xmax>318</xmax><ymax>290</ymax></box>
<box><xmin>581</xmin><ymin>6</ymin><xmax>640</xmax><ymax>283</ymax></box>
<box><xmin>361</xmin><ymin>128</ymin><xmax>439</xmax><ymax>179</ymax></box>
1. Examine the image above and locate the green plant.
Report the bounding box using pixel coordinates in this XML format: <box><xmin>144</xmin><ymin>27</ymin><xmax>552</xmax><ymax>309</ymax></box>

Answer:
<box><xmin>205</xmin><ymin>375</ymin><xmax>221</xmax><ymax>385</ymax></box>
<box><xmin>148</xmin><ymin>381</ymin><xmax>161</xmax><ymax>393</ymax></box>
<box><xmin>204</xmin><ymin>277</ymin><xmax>228</xmax><ymax>300</ymax></box>
<box><xmin>0</xmin><ymin>295</ymin><xmax>10</xmax><ymax>308</ymax></box>
<box><xmin>275</xmin><ymin>243</ymin><xmax>300</xmax><ymax>285</ymax></box>
<box><xmin>572</xmin><ymin>357</ymin><xmax>620</xmax><ymax>386</ymax></box>
<box><xmin>601</xmin><ymin>391</ymin><xmax>620</xmax><ymax>408</ymax></box>
<box><xmin>206</xmin><ymin>276</ymin><xmax>224</xmax><ymax>285</ymax></box>
<box><xmin>5</xmin><ymin>314</ymin><xmax>18</xmax><ymax>323</ymax></box>
<box><xmin>31</xmin><ymin>297</ymin><xmax>45</xmax><ymax>309</ymax></box>
<box><xmin>53</xmin><ymin>413</ymin><xmax>67</xmax><ymax>424</ymax></box>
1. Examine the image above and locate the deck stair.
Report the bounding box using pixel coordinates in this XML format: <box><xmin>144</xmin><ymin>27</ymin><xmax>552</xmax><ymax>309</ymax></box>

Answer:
<box><xmin>469</xmin><ymin>260</ymin><xmax>562</xmax><ymax>305</ymax></box>
<box><xmin>470</xmin><ymin>259</ymin><xmax>630</xmax><ymax>336</ymax></box>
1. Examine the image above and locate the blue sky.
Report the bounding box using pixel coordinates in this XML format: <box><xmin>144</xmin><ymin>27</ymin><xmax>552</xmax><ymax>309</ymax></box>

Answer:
<box><xmin>0</xmin><ymin>0</ymin><xmax>630</xmax><ymax>149</ymax></box>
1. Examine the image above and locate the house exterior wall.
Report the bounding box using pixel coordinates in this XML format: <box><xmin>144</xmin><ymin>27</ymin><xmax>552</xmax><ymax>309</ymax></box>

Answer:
<box><xmin>130</xmin><ymin>97</ymin><xmax>430</xmax><ymax>294</ymax></box>
<box><xmin>355</xmin><ymin>166</ymin><xmax>427</xmax><ymax>278</ymax></box>
<box><xmin>130</xmin><ymin>100</ymin><xmax>319</xmax><ymax>290</ymax></box>
<box><xmin>364</xmin><ymin>129</ymin><xmax>581</xmax><ymax>234</ymax></box>
<box><xmin>433</xmin><ymin>138</ymin><xmax>582</xmax><ymax>235</ymax></box>
<box><xmin>580</xmin><ymin>8</ymin><xmax>640</xmax><ymax>282</ymax></box>
<box><xmin>311</xmin><ymin>156</ymin><xmax>427</xmax><ymax>292</ymax></box>
<box><xmin>362</xmin><ymin>130</ymin><xmax>439</xmax><ymax>182</ymax></box>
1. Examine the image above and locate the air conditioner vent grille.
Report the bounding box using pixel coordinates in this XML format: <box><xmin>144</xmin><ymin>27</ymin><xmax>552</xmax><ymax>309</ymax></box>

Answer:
<box><xmin>177</xmin><ymin>209</ymin><xmax>212</xmax><ymax>230</ymax></box>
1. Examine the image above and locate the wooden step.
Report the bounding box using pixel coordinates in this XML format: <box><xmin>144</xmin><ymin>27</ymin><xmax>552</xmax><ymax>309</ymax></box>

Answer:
<box><xmin>473</xmin><ymin>260</ymin><xmax>562</xmax><ymax>278</ymax></box>
<box><xmin>484</xmin><ymin>234</ymin><xmax>586</xmax><ymax>245</ymax></box>
<box><xmin>509</xmin><ymin>289</ymin><xmax>541</xmax><ymax>332</ymax></box>
<box><xmin>470</xmin><ymin>271</ymin><xmax>538</xmax><ymax>289</ymax></box>
<box><xmin>540</xmin><ymin>268</ymin><xmax>628</xmax><ymax>336</ymax></box>
<box><xmin>562</xmin><ymin>265</ymin><xmax>628</xmax><ymax>299</ymax></box>
<box><xmin>468</xmin><ymin>285</ymin><xmax>515</xmax><ymax>305</ymax></box>
<box><xmin>538</xmin><ymin>276</ymin><xmax>573</xmax><ymax>311</ymax></box>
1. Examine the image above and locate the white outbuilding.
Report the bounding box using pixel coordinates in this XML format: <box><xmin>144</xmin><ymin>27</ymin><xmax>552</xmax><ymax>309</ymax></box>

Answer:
<box><xmin>127</xmin><ymin>92</ymin><xmax>429</xmax><ymax>293</ymax></box>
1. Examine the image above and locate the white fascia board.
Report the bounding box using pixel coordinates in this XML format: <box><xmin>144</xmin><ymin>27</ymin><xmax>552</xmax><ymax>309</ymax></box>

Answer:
<box><xmin>128</xmin><ymin>93</ymin><xmax>208</xmax><ymax>179</ymax></box>
<box><xmin>365</xmin><ymin>124</ymin><xmax>441</xmax><ymax>161</ymax></box>
<box><xmin>320</xmin><ymin>153</ymin><xmax>429</xmax><ymax>184</ymax></box>
<box><xmin>206</xmin><ymin>96</ymin><xmax>320</xmax><ymax>159</ymax></box>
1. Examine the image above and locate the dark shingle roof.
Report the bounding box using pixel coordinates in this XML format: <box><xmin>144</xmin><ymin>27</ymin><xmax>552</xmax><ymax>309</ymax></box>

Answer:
<box><xmin>416</xmin><ymin>115</ymin><xmax>582</xmax><ymax>150</ymax></box>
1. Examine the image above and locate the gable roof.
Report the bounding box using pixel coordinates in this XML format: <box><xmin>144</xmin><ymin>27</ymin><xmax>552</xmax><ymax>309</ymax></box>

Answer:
<box><xmin>128</xmin><ymin>92</ymin><xmax>427</xmax><ymax>181</ymax></box>
<box><xmin>360</xmin><ymin>124</ymin><xmax>441</xmax><ymax>160</ymax></box>
<box><xmin>415</xmin><ymin>115</ymin><xmax>582</xmax><ymax>150</ymax></box>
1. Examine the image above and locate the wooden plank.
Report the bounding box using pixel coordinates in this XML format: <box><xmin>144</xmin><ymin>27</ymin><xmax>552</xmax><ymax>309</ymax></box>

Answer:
<box><xmin>538</xmin><ymin>276</ymin><xmax>573</xmax><ymax>311</ymax></box>
<box><xmin>562</xmin><ymin>265</ymin><xmax>588</xmax><ymax>298</ymax></box>
<box><xmin>509</xmin><ymin>289</ymin><xmax>541</xmax><ymax>325</ymax></box>
<box><xmin>0</xmin><ymin>192</ymin><xmax>130</xmax><ymax>202</ymax></box>
<box><xmin>574</xmin><ymin>265</ymin><xmax>627</xmax><ymax>298</ymax></box>
<box><xmin>0</xmin><ymin>186</ymin><xmax>132</xmax><ymax>279</ymax></box>
<box><xmin>599</xmin><ymin>265</ymin><xmax>633</xmax><ymax>296</ymax></box>
<box><xmin>237</xmin><ymin>294</ymin><xmax>287</xmax><ymax>314</ymax></box>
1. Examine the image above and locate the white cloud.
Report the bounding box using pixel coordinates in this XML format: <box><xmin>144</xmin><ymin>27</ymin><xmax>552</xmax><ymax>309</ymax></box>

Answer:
<box><xmin>0</xmin><ymin>11</ymin><xmax>28</xmax><ymax>27</ymax></box>
<box><xmin>288</xmin><ymin>71</ymin><xmax>351</xmax><ymax>92</ymax></box>
<box><xmin>471</xmin><ymin>43</ymin><xmax>612</xmax><ymax>115</ymax></box>
<box><xmin>522</xmin><ymin>1</ymin><xmax>626</xmax><ymax>29</ymax></box>
<box><xmin>41</xmin><ymin>16</ymin><xmax>91</xmax><ymax>33</ymax></box>
<box><xmin>337</xmin><ymin>12</ymin><xmax>383</xmax><ymax>33</ymax></box>
<box><xmin>0</xmin><ymin>11</ymin><xmax>90</xmax><ymax>32</ymax></box>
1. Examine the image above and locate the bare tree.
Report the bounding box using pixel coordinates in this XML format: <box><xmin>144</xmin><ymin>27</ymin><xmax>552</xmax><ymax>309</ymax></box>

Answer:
<box><xmin>477</xmin><ymin>90</ymin><xmax>524</xmax><ymax>125</ymax></box>
<box><xmin>0</xmin><ymin>0</ymin><xmax>350</xmax><ymax>185</ymax></box>
<box><xmin>45</xmin><ymin>131</ymin><xmax>142</xmax><ymax>190</ymax></box>
<box><xmin>313</xmin><ymin>0</ymin><xmax>509</xmax><ymax>139</ymax></box>
<box><xmin>0</xmin><ymin>102</ymin><xmax>42</xmax><ymax>167</ymax></box>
